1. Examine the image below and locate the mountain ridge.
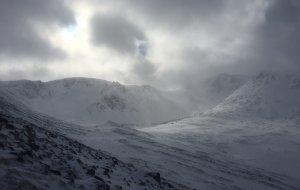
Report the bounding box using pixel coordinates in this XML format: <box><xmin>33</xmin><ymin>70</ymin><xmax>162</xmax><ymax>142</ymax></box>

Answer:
<box><xmin>0</xmin><ymin>77</ymin><xmax>186</xmax><ymax>125</ymax></box>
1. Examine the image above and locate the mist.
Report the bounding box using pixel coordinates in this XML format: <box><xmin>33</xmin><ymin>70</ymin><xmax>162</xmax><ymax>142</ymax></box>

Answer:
<box><xmin>1</xmin><ymin>1</ymin><xmax>299</xmax><ymax>105</ymax></box>
<box><xmin>1</xmin><ymin>1</ymin><xmax>300</xmax><ymax>190</ymax></box>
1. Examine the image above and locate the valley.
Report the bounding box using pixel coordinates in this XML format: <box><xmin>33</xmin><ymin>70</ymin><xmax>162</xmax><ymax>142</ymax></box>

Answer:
<box><xmin>1</xmin><ymin>73</ymin><xmax>300</xmax><ymax>189</ymax></box>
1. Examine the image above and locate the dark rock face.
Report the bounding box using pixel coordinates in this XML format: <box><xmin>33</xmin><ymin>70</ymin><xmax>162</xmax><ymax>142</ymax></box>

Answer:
<box><xmin>87</xmin><ymin>168</ymin><xmax>96</xmax><ymax>176</ymax></box>
<box><xmin>146</xmin><ymin>172</ymin><xmax>161</xmax><ymax>184</ymax></box>
<box><xmin>0</xmin><ymin>114</ymin><xmax>190</xmax><ymax>190</ymax></box>
<box><xmin>103</xmin><ymin>94</ymin><xmax>126</xmax><ymax>111</ymax></box>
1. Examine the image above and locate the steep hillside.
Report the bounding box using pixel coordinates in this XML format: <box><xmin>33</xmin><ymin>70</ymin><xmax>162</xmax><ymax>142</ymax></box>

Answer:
<box><xmin>206</xmin><ymin>73</ymin><xmax>300</xmax><ymax>119</ymax></box>
<box><xmin>0</xmin><ymin>89</ymin><xmax>189</xmax><ymax>190</ymax></box>
<box><xmin>0</xmin><ymin>78</ymin><xmax>185</xmax><ymax>125</ymax></box>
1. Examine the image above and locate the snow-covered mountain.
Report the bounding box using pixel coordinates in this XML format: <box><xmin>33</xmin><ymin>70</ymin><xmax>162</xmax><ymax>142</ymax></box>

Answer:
<box><xmin>1</xmin><ymin>74</ymin><xmax>300</xmax><ymax>189</ymax></box>
<box><xmin>206</xmin><ymin>72</ymin><xmax>300</xmax><ymax>119</ymax></box>
<box><xmin>0</xmin><ymin>78</ymin><xmax>185</xmax><ymax>125</ymax></box>
<box><xmin>2</xmin><ymin>84</ymin><xmax>299</xmax><ymax>190</ymax></box>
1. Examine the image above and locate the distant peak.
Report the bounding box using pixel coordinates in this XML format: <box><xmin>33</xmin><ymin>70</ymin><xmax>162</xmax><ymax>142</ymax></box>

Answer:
<box><xmin>48</xmin><ymin>77</ymin><xmax>109</xmax><ymax>83</ymax></box>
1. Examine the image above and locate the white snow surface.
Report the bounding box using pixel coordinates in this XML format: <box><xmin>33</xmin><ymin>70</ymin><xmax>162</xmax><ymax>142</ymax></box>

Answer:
<box><xmin>74</xmin><ymin>73</ymin><xmax>300</xmax><ymax>189</ymax></box>
<box><xmin>0</xmin><ymin>115</ymin><xmax>189</xmax><ymax>190</ymax></box>
<box><xmin>0</xmin><ymin>78</ymin><xmax>185</xmax><ymax>125</ymax></box>
<box><xmin>0</xmin><ymin>89</ymin><xmax>190</xmax><ymax>190</ymax></box>
<box><xmin>1</xmin><ymin>73</ymin><xmax>300</xmax><ymax>190</ymax></box>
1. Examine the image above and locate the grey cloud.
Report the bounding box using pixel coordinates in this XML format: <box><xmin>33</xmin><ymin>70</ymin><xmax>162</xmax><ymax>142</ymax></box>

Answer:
<box><xmin>252</xmin><ymin>0</ymin><xmax>300</xmax><ymax>73</ymax></box>
<box><xmin>124</xmin><ymin>0</ymin><xmax>225</xmax><ymax>29</ymax></box>
<box><xmin>0</xmin><ymin>65</ymin><xmax>51</xmax><ymax>81</ymax></box>
<box><xmin>91</xmin><ymin>13</ymin><xmax>146</xmax><ymax>54</ymax></box>
<box><xmin>158</xmin><ymin>0</ymin><xmax>300</xmax><ymax>82</ymax></box>
<box><xmin>0</xmin><ymin>0</ymin><xmax>75</xmax><ymax>60</ymax></box>
<box><xmin>132</xmin><ymin>59</ymin><xmax>156</xmax><ymax>82</ymax></box>
<box><xmin>2</xmin><ymin>0</ymin><xmax>299</xmax><ymax>106</ymax></box>
<box><xmin>162</xmin><ymin>48</ymin><xmax>229</xmax><ymax>88</ymax></box>
<box><xmin>163</xmin><ymin>0</ymin><xmax>300</xmax><ymax>110</ymax></box>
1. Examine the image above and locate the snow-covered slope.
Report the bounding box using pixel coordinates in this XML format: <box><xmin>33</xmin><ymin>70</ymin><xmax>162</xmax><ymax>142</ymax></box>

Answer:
<box><xmin>1</xmin><ymin>74</ymin><xmax>299</xmax><ymax>190</ymax></box>
<box><xmin>130</xmin><ymin>72</ymin><xmax>300</xmax><ymax>189</ymax></box>
<box><xmin>140</xmin><ymin>116</ymin><xmax>300</xmax><ymax>190</ymax></box>
<box><xmin>206</xmin><ymin>72</ymin><xmax>300</xmax><ymax>119</ymax></box>
<box><xmin>0</xmin><ymin>78</ymin><xmax>185</xmax><ymax>125</ymax></box>
<box><xmin>136</xmin><ymin>72</ymin><xmax>300</xmax><ymax>188</ymax></box>
<box><xmin>0</xmin><ymin>92</ymin><xmax>189</xmax><ymax>190</ymax></box>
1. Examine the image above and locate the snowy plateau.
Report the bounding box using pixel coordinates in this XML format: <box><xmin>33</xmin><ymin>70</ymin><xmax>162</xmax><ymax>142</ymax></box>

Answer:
<box><xmin>0</xmin><ymin>73</ymin><xmax>300</xmax><ymax>190</ymax></box>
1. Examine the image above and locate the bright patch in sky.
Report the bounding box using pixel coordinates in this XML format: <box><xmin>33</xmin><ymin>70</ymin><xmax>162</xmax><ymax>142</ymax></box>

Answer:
<box><xmin>65</xmin><ymin>25</ymin><xmax>78</xmax><ymax>33</ymax></box>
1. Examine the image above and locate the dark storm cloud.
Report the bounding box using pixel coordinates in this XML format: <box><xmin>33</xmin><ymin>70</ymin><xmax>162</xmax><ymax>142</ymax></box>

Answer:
<box><xmin>91</xmin><ymin>13</ymin><xmax>146</xmax><ymax>54</ymax></box>
<box><xmin>0</xmin><ymin>0</ymin><xmax>75</xmax><ymax>59</ymax></box>
<box><xmin>252</xmin><ymin>0</ymin><xmax>300</xmax><ymax>73</ymax></box>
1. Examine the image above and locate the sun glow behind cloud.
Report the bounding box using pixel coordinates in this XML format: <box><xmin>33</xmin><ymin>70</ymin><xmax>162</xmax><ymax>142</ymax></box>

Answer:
<box><xmin>37</xmin><ymin>1</ymin><xmax>137</xmax><ymax>82</ymax></box>
<box><xmin>1</xmin><ymin>0</ymin><xmax>299</xmax><ymax>93</ymax></box>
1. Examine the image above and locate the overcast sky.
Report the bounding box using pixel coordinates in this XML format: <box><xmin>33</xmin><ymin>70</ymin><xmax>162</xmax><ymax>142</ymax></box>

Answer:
<box><xmin>1</xmin><ymin>0</ymin><xmax>300</xmax><ymax>92</ymax></box>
